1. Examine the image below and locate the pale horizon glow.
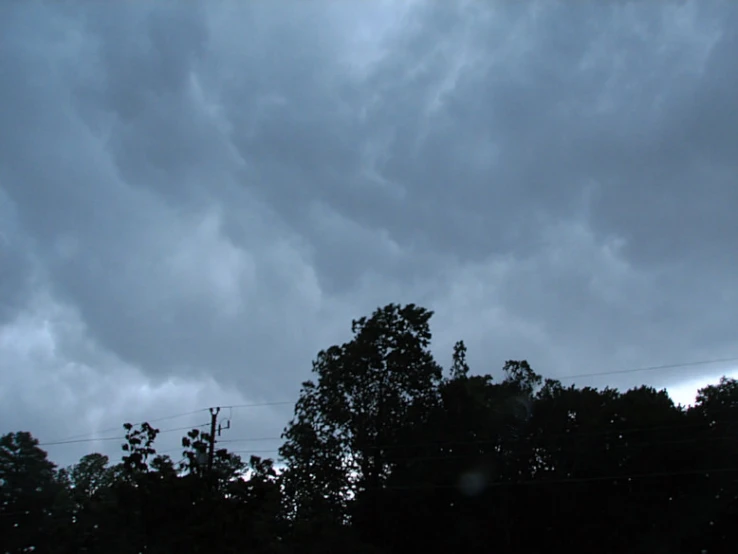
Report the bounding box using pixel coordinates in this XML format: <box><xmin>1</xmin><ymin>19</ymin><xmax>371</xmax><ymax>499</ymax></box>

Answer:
<box><xmin>666</xmin><ymin>368</ymin><xmax>738</xmax><ymax>408</ymax></box>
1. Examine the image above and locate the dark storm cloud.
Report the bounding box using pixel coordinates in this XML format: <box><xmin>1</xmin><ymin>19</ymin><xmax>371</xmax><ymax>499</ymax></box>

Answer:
<box><xmin>0</xmin><ymin>190</ymin><xmax>35</xmax><ymax>324</ymax></box>
<box><xmin>202</xmin><ymin>0</ymin><xmax>738</xmax><ymax>283</ymax></box>
<box><xmin>1</xmin><ymin>0</ymin><xmax>738</xmax><ymax>462</ymax></box>
<box><xmin>0</xmin><ymin>1</ymin><xmax>335</xmax><ymax>398</ymax></box>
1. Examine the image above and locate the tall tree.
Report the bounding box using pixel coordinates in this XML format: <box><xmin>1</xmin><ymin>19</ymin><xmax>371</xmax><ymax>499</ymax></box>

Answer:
<box><xmin>67</xmin><ymin>453</ymin><xmax>117</xmax><ymax>504</ymax></box>
<box><xmin>0</xmin><ymin>431</ymin><xmax>68</xmax><ymax>553</ymax></box>
<box><xmin>280</xmin><ymin>303</ymin><xmax>447</xmax><ymax>547</ymax></box>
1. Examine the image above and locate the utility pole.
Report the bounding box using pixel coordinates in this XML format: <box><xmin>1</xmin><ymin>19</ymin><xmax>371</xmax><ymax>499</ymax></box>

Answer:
<box><xmin>207</xmin><ymin>406</ymin><xmax>220</xmax><ymax>474</ymax></box>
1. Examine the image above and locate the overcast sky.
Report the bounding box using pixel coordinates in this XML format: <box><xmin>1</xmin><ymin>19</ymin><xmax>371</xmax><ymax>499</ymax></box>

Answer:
<box><xmin>1</xmin><ymin>0</ymin><xmax>737</xmax><ymax>468</ymax></box>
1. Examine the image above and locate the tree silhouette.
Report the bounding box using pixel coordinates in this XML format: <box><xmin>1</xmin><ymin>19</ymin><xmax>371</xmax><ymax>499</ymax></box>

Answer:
<box><xmin>0</xmin><ymin>431</ymin><xmax>68</xmax><ymax>553</ymax></box>
<box><xmin>2</xmin><ymin>304</ymin><xmax>737</xmax><ymax>553</ymax></box>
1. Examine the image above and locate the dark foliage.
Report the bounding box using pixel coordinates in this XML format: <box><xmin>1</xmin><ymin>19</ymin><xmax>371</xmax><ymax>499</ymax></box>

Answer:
<box><xmin>1</xmin><ymin>304</ymin><xmax>734</xmax><ymax>553</ymax></box>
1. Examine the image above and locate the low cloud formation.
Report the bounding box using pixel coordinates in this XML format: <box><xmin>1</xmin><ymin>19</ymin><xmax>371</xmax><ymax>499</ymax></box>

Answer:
<box><xmin>1</xmin><ymin>0</ymin><xmax>737</xmax><ymax>465</ymax></box>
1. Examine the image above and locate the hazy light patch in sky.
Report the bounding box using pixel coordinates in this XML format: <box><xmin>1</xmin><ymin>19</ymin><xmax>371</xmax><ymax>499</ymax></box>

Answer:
<box><xmin>666</xmin><ymin>368</ymin><xmax>738</xmax><ymax>408</ymax></box>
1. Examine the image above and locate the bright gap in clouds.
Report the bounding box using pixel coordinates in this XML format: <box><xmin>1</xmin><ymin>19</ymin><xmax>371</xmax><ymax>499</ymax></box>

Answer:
<box><xmin>666</xmin><ymin>368</ymin><xmax>738</xmax><ymax>408</ymax></box>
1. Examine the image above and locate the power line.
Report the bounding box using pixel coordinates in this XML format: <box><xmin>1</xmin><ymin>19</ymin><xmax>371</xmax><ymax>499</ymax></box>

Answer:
<box><xmin>217</xmin><ymin>418</ymin><xmax>690</xmax><ymax>448</ymax></box>
<box><xmin>147</xmin><ymin>409</ymin><xmax>211</xmax><ymax>424</ymax></box>
<box><xmin>196</xmin><ymin>356</ymin><xmax>738</xmax><ymax>418</ymax></box>
<box><xmin>223</xmin><ymin>413</ymin><xmax>738</xmax><ymax>463</ymax></box>
<box><xmin>231</xmin><ymin>449</ymin><xmax>279</xmax><ymax>455</ymax></box>
<box><xmin>29</xmin><ymin>355</ymin><xmax>738</xmax><ymax>450</ymax></box>
<box><xmin>216</xmin><ymin>408</ymin><xmax>738</xmax><ymax>451</ymax></box>
<box><xmin>557</xmin><ymin>356</ymin><xmax>738</xmax><ymax>380</ymax></box>
<box><xmin>51</xmin><ymin>401</ymin><xmax>292</xmax><ymax>444</ymax></box>
<box><xmin>39</xmin><ymin>423</ymin><xmax>210</xmax><ymax>447</ymax></box>
<box><xmin>195</xmin><ymin>355</ymin><xmax>738</xmax><ymax>414</ymax></box>
<box><xmin>44</xmin><ymin>419</ymin><xmax>730</xmax><ymax>460</ymax></box>
<box><xmin>39</xmin><ymin>436</ymin><xmax>124</xmax><ymax>447</ymax></box>
<box><xmin>56</xmin><ymin>408</ymin><xmax>211</xmax><ymax>442</ymax></box>
<box><xmin>220</xmin><ymin>401</ymin><xmax>294</xmax><ymax>409</ymax></box>
<box><xmin>218</xmin><ymin>436</ymin><xmax>283</xmax><ymax>444</ymax></box>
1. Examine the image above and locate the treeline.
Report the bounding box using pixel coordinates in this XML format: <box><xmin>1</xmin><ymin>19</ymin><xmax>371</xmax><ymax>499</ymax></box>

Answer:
<box><xmin>2</xmin><ymin>304</ymin><xmax>737</xmax><ymax>553</ymax></box>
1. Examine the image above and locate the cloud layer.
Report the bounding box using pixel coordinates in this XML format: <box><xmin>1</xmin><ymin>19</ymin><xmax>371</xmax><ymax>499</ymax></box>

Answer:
<box><xmin>1</xmin><ymin>0</ymin><xmax>737</xmax><ymax>465</ymax></box>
